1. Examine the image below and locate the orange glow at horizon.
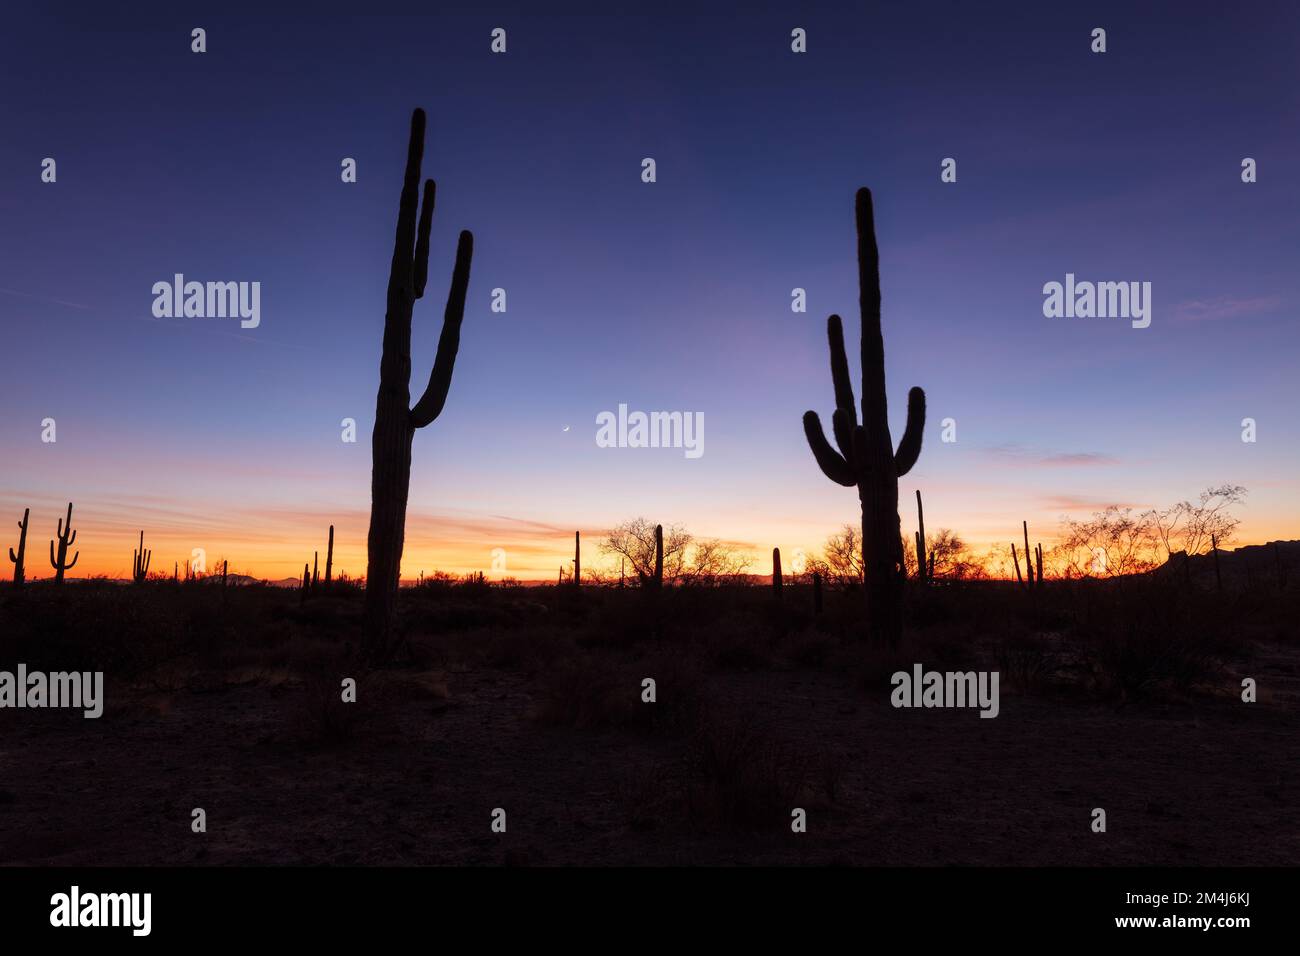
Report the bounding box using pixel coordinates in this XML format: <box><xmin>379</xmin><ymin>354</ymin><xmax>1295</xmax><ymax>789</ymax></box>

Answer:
<box><xmin>4</xmin><ymin>493</ymin><xmax>1297</xmax><ymax>584</ymax></box>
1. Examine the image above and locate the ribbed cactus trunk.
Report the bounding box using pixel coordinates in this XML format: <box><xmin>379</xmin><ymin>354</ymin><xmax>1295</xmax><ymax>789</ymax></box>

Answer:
<box><xmin>49</xmin><ymin>502</ymin><xmax>79</xmax><ymax>585</ymax></box>
<box><xmin>772</xmin><ymin>547</ymin><xmax>783</xmax><ymax>600</ymax></box>
<box><xmin>574</xmin><ymin>531</ymin><xmax>581</xmax><ymax>587</ymax></box>
<box><xmin>803</xmin><ymin>190</ymin><xmax>925</xmax><ymax>646</ymax></box>
<box><xmin>325</xmin><ymin>525</ymin><xmax>334</xmax><ymax>591</ymax></box>
<box><xmin>8</xmin><ymin>508</ymin><xmax>29</xmax><ymax>585</ymax></box>
<box><xmin>364</xmin><ymin>108</ymin><xmax>474</xmax><ymax>660</ymax></box>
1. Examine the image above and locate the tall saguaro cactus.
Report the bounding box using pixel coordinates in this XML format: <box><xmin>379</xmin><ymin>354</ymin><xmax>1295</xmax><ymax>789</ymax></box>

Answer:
<box><xmin>49</xmin><ymin>502</ymin><xmax>79</xmax><ymax>585</ymax></box>
<box><xmin>803</xmin><ymin>189</ymin><xmax>925</xmax><ymax>646</ymax></box>
<box><xmin>574</xmin><ymin>531</ymin><xmax>581</xmax><ymax>587</ymax></box>
<box><xmin>772</xmin><ymin>547</ymin><xmax>784</xmax><ymax>600</ymax></box>
<box><xmin>132</xmin><ymin>531</ymin><xmax>152</xmax><ymax>584</ymax></box>
<box><xmin>325</xmin><ymin>525</ymin><xmax>334</xmax><ymax>591</ymax></box>
<box><xmin>8</xmin><ymin>508</ymin><xmax>29</xmax><ymax>585</ymax></box>
<box><xmin>365</xmin><ymin>107</ymin><xmax>474</xmax><ymax>659</ymax></box>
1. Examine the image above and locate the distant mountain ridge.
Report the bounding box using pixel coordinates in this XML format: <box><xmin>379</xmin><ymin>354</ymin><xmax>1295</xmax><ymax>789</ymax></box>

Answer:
<box><xmin>1157</xmin><ymin>539</ymin><xmax>1299</xmax><ymax>589</ymax></box>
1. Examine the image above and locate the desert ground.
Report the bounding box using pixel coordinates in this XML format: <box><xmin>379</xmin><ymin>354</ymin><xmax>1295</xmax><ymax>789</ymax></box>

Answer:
<box><xmin>0</xmin><ymin>574</ymin><xmax>1296</xmax><ymax>866</ymax></box>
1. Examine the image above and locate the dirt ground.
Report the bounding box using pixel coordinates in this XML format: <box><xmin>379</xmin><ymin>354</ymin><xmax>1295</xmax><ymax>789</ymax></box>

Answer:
<box><xmin>2</xmin><ymin>608</ymin><xmax>1295</xmax><ymax>866</ymax></box>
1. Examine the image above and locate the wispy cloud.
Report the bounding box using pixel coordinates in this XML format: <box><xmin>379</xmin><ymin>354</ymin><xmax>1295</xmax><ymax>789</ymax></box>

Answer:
<box><xmin>1041</xmin><ymin>495</ymin><xmax>1140</xmax><ymax>513</ymax></box>
<box><xmin>0</xmin><ymin>286</ymin><xmax>90</xmax><ymax>310</ymax></box>
<box><xmin>984</xmin><ymin>444</ymin><xmax>1118</xmax><ymax>468</ymax></box>
<box><xmin>1170</xmin><ymin>295</ymin><xmax>1282</xmax><ymax>323</ymax></box>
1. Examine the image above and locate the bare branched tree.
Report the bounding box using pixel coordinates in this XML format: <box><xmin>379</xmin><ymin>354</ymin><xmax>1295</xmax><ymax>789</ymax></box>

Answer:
<box><xmin>821</xmin><ymin>524</ymin><xmax>865</xmax><ymax>588</ymax></box>
<box><xmin>680</xmin><ymin>538</ymin><xmax>751</xmax><ymax>586</ymax></box>
<box><xmin>1146</xmin><ymin>485</ymin><xmax>1247</xmax><ymax>561</ymax></box>
<box><xmin>600</xmin><ymin>518</ymin><xmax>691</xmax><ymax>585</ymax></box>
<box><xmin>1059</xmin><ymin>506</ymin><xmax>1157</xmax><ymax>578</ymax></box>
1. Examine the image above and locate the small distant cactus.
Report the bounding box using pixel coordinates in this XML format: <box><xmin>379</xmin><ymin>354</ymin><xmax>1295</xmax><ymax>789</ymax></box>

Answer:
<box><xmin>48</xmin><ymin>502</ymin><xmax>79</xmax><ymax>585</ymax></box>
<box><xmin>915</xmin><ymin>490</ymin><xmax>928</xmax><ymax>585</ymax></box>
<box><xmin>132</xmin><ymin>531</ymin><xmax>152</xmax><ymax>584</ymax></box>
<box><xmin>325</xmin><ymin>525</ymin><xmax>334</xmax><ymax>591</ymax></box>
<box><xmin>1022</xmin><ymin>521</ymin><xmax>1034</xmax><ymax>588</ymax></box>
<box><xmin>772</xmin><ymin>547</ymin><xmax>783</xmax><ymax>600</ymax></box>
<box><xmin>8</xmin><ymin>508</ymin><xmax>29</xmax><ymax>585</ymax></box>
<box><xmin>652</xmin><ymin>524</ymin><xmax>664</xmax><ymax>590</ymax></box>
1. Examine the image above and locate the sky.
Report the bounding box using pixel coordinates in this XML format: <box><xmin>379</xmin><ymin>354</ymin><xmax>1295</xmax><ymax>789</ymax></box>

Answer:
<box><xmin>1</xmin><ymin>0</ymin><xmax>1298</xmax><ymax>581</ymax></box>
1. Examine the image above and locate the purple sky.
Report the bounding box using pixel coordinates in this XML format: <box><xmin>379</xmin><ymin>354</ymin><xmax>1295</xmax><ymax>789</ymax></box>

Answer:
<box><xmin>2</xmin><ymin>1</ymin><xmax>1297</xmax><ymax>579</ymax></box>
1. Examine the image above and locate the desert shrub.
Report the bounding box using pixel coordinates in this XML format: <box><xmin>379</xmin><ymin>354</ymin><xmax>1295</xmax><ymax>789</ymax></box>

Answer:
<box><xmin>681</xmin><ymin>712</ymin><xmax>809</xmax><ymax>830</ymax></box>
<box><xmin>992</xmin><ymin>632</ymin><xmax>1052</xmax><ymax>692</ymax></box>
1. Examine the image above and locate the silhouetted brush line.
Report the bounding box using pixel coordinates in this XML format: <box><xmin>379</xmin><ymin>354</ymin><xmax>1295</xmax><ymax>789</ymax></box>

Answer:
<box><xmin>803</xmin><ymin>189</ymin><xmax>925</xmax><ymax>646</ymax></box>
<box><xmin>8</xmin><ymin>508</ymin><xmax>29</xmax><ymax>585</ymax></box>
<box><xmin>365</xmin><ymin>107</ymin><xmax>474</xmax><ymax>661</ymax></box>
<box><xmin>49</xmin><ymin>502</ymin><xmax>78</xmax><ymax>585</ymax></box>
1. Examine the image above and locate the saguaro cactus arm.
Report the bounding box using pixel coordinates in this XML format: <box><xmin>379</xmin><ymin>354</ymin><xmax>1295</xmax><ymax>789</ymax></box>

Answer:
<box><xmin>894</xmin><ymin>388</ymin><xmax>926</xmax><ymax>476</ymax></box>
<box><xmin>410</xmin><ymin>231</ymin><xmax>474</xmax><ymax>428</ymax></box>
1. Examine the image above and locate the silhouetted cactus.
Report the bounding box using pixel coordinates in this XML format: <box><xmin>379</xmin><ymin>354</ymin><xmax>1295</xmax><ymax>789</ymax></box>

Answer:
<box><xmin>222</xmin><ymin>559</ymin><xmax>228</xmax><ymax>589</ymax></box>
<box><xmin>301</xmin><ymin>563</ymin><xmax>310</xmax><ymax>603</ymax></box>
<box><xmin>1022</xmin><ymin>521</ymin><xmax>1034</xmax><ymax>588</ymax></box>
<box><xmin>915</xmin><ymin>490</ymin><xmax>928</xmax><ymax>585</ymax></box>
<box><xmin>312</xmin><ymin>551</ymin><xmax>319</xmax><ymax>593</ymax></box>
<box><xmin>48</xmin><ymin>502</ymin><xmax>78</xmax><ymax>585</ymax></box>
<box><xmin>325</xmin><ymin>525</ymin><xmax>334</xmax><ymax>591</ymax></box>
<box><xmin>803</xmin><ymin>189</ymin><xmax>925</xmax><ymax>645</ymax></box>
<box><xmin>132</xmin><ymin>531</ymin><xmax>151</xmax><ymax>584</ymax></box>
<box><xmin>649</xmin><ymin>524</ymin><xmax>664</xmax><ymax>590</ymax></box>
<box><xmin>772</xmin><ymin>547</ymin><xmax>783</xmax><ymax>600</ymax></box>
<box><xmin>364</xmin><ymin>107</ymin><xmax>474</xmax><ymax>660</ymax></box>
<box><xmin>1035</xmin><ymin>543</ymin><xmax>1043</xmax><ymax>584</ymax></box>
<box><xmin>574</xmin><ymin>531</ymin><xmax>581</xmax><ymax>587</ymax></box>
<box><xmin>1011</xmin><ymin>543</ymin><xmax>1023</xmax><ymax>584</ymax></box>
<box><xmin>8</xmin><ymin>508</ymin><xmax>29</xmax><ymax>585</ymax></box>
